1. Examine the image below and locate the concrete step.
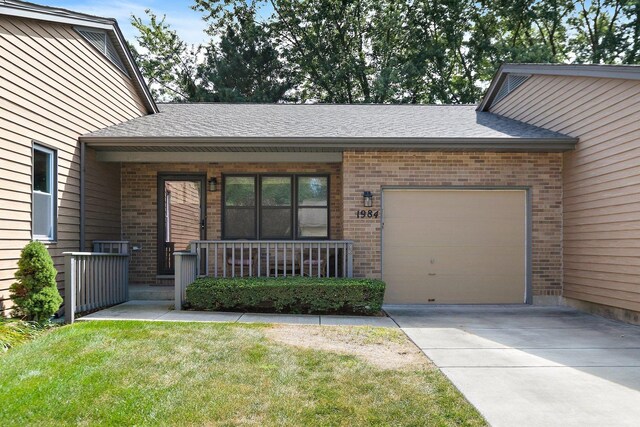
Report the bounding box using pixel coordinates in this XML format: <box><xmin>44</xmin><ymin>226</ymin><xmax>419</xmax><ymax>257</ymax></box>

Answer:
<box><xmin>129</xmin><ymin>285</ymin><xmax>173</xmax><ymax>301</ymax></box>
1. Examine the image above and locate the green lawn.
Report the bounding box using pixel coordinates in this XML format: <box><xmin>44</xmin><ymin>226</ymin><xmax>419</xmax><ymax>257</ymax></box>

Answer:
<box><xmin>0</xmin><ymin>319</ymin><xmax>51</xmax><ymax>352</ymax></box>
<box><xmin>0</xmin><ymin>321</ymin><xmax>486</xmax><ymax>426</ymax></box>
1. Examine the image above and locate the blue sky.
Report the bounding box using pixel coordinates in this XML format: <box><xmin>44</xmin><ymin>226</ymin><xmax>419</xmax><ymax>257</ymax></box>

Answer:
<box><xmin>43</xmin><ymin>1</ymin><xmax>210</xmax><ymax>45</ymax></box>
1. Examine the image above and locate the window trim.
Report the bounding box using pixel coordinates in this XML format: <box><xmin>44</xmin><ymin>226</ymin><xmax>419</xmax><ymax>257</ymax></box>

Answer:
<box><xmin>222</xmin><ymin>173</ymin><xmax>330</xmax><ymax>240</ymax></box>
<box><xmin>32</xmin><ymin>142</ymin><xmax>57</xmax><ymax>242</ymax></box>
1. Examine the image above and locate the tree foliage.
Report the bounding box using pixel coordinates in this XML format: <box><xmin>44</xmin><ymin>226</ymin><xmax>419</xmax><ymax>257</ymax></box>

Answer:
<box><xmin>132</xmin><ymin>0</ymin><xmax>640</xmax><ymax>104</ymax></box>
<box><xmin>9</xmin><ymin>241</ymin><xmax>62</xmax><ymax>324</ymax></box>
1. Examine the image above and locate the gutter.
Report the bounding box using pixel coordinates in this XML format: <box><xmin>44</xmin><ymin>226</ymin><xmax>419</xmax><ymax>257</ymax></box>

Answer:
<box><xmin>80</xmin><ymin>136</ymin><xmax>578</xmax><ymax>152</ymax></box>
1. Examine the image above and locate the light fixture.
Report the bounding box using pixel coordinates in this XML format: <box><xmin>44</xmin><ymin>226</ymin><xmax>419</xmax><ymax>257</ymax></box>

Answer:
<box><xmin>362</xmin><ymin>191</ymin><xmax>373</xmax><ymax>207</ymax></box>
<box><xmin>208</xmin><ymin>177</ymin><xmax>218</xmax><ymax>192</ymax></box>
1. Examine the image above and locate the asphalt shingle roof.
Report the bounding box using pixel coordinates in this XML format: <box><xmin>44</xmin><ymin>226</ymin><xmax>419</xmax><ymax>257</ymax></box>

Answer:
<box><xmin>84</xmin><ymin>103</ymin><xmax>572</xmax><ymax>141</ymax></box>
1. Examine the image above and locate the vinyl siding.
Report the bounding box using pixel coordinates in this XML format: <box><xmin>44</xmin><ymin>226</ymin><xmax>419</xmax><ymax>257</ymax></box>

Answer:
<box><xmin>84</xmin><ymin>147</ymin><xmax>122</xmax><ymax>249</ymax></box>
<box><xmin>491</xmin><ymin>74</ymin><xmax>640</xmax><ymax>312</ymax></box>
<box><xmin>0</xmin><ymin>15</ymin><xmax>146</xmax><ymax>314</ymax></box>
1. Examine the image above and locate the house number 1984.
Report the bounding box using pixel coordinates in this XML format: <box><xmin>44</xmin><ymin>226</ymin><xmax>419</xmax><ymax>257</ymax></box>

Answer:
<box><xmin>356</xmin><ymin>210</ymin><xmax>379</xmax><ymax>219</ymax></box>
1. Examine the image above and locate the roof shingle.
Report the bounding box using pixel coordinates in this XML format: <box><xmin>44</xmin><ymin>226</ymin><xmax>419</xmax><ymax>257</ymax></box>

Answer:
<box><xmin>83</xmin><ymin>103</ymin><xmax>572</xmax><ymax>142</ymax></box>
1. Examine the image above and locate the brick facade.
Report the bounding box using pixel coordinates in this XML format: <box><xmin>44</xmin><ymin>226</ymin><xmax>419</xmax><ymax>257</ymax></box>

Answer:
<box><xmin>121</xmin><ymin>152</ymin><xmax>563</xmax><ymax>298</ymax></box>
<box><xmin>121</xmin><ymin>162</ymin><xmax>342</xmax><ymax>285</ymax></box>
<box><xmin>341</xmin><ymin>151</ymin><xmax>563</xmax><ymax>297</ymax></box>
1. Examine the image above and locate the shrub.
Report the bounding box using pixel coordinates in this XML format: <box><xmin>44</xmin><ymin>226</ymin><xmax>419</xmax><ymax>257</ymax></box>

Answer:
<box><xmin>9</xmin><ymin>241</ymin><xmax>62</xmax><ymax>323</ymax></box>
<box><xmin>186</xmin><ymin>277</ymin><xmax>386</xmax><ymax>315</ymax></box>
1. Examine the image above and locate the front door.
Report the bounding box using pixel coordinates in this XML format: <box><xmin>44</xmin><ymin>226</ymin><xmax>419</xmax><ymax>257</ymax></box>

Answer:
<box><xmin>158</xmin><ymin>174</ymin><xmax>206</xmax><ymax>275</ymax></box>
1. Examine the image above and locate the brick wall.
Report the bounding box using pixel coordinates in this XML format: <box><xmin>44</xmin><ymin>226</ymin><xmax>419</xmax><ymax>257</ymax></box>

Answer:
<box><xmin>121</xmin><ymin>162</ymin><xmax>342</xmax><ymax>284</ymax></box>
<box><xmin>341</xmin><ymin>151</ymin><xmax>563</xmax><ymax>297</ymax></box>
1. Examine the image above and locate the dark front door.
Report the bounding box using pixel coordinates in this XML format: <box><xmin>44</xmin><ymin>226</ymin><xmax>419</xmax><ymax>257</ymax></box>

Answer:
<box><xmin>158</xmin><ymin>174</ymin><xmax>206</xmax><ymax>275</ymax></box>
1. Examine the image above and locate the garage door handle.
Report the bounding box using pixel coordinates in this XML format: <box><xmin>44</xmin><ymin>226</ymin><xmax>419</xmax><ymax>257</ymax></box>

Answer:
<box><xmin>428</xmin><ymin>273</ymin><xmax>436</xmax><ymax>276</ymax></box>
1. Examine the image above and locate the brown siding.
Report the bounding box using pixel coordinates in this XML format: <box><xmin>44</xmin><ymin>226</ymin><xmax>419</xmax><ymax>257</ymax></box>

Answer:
<box><xmin>84</xmin><ymin>147</ymin><xmax>122</xmax><ymax>249</ymax></box>
<box><xmin>121</xmin><ymin>163</ymin><xmax>342</xmax><ymax>285</ymax></box>
<box><xmin>0</xmin><ymin>16</ymin><xmax>146</xmax><ymax>313</ymax></box>
<box><xmin>491</xmin><ymin>74</ymin><xmax>640</xmax><ymax>313</ymax></box>
<box><xmin>342</xmin><ymin>151</ymin><xmax>563</xmax><ymax>298</ymax></box>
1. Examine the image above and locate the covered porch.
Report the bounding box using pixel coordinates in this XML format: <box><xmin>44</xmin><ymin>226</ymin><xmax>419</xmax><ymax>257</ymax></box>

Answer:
<box><xmin>64</xmin><ymin>238</ymin><xmax>354</xmax><ymax>323</ymax></box>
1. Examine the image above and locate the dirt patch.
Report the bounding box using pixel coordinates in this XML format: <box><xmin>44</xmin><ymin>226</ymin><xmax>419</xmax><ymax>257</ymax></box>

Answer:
<box><xmin>264</xmin><ymin>324</ymin><xmax>430</xmax><ymax>370</ymax></box>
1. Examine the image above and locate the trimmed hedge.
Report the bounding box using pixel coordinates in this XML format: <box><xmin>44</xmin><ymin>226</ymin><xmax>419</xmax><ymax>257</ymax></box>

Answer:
<box><xmin>185</xmin><ymin>277</ymin><xmax>386</xmax><ymax>315</ymax></box>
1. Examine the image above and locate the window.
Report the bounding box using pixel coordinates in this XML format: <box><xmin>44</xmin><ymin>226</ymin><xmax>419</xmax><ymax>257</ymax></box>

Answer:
<box><xmin>297</xmin><ymin>176</ymin><xmax>328</xmax><ymax>238</ymax></box>
<box><xmin>260</xmin><ymin>176</ymin><xmax>293</xmax><ymax>239</ymax></box>
<box><xmin>32</xmin><ymin>144</ymin><xmax>56</xmax><ymax>241</ymax></box>
<box><xmin>224</xmin><ymin>176</ymin><xmax>257</xmax><ymax>239</ymax></box>
<box><xmin>223</xmin><ymin>174</ymin><xmax>329</xmax><ymax>240</ymax></box>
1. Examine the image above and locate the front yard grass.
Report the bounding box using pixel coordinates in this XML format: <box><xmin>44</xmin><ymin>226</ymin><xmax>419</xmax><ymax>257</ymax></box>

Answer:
<box><xmin>0</xmin><ymin>319</ymin><xmax>53</xmax><ymax>352</ymax></box>
<box><xmin>0</xmin><ymin>321</ymin><xmax>486</xmax><ymax>426</ymax></box>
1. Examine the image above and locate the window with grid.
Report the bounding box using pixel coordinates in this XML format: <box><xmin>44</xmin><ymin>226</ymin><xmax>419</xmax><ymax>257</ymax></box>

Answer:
<box><xmin>223</xmin><ymin>174</ymin><xmax>329</xmax><ymax>239</ymax></box>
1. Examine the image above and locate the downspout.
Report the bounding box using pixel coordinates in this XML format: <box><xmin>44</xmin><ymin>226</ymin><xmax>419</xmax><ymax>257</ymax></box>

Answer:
<box><xmin>80</xmin><ymin>141</ymin><xmax>85</xmax><ymax>251</ymax></box>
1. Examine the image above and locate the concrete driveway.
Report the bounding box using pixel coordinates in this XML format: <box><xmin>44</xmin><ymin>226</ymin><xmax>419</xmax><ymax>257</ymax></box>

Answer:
<box><xmin>385</xmin><ymin>305</ymin><xmax>640</xmax><ymax>427</ymax></box>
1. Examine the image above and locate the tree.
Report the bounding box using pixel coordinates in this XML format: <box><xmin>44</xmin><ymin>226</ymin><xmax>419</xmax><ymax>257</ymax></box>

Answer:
<box><xmin>624</xmin><ymin>0</ymin><xmax>640</xmax><ymax>62</ymax></box>
<box><xmin>10</xmin><ymin>241</ymin><xmax>62</xmax><ymax>323</ymax></box>
<box><xmin>133</xmin><ymin>0</ymin><xmax>640</xmax><ymax>104</ymax></box>
<box><xmin>569</xmin><ymin>0</ymin><xmax>629</xmax><ymax>63</ymax></box>
<box><xmin>201</xmin><ymin>9</ymin><xmax>294</xmax><ymax>102</ymax></box>
<box><xmin>131</xmin><ymin>10</ymin><xmax>203</xmax><ymax>101</ymax></box>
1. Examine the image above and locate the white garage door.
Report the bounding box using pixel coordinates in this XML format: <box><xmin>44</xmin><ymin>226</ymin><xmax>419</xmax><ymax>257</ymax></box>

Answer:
<box><xmin>382</xmin><ymin>189</ymin><xmax>526</xmax><ymax>304</ymax></box>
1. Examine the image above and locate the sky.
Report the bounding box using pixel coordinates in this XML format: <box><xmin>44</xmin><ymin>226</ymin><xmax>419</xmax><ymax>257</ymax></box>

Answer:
<box><xmin>42</xmin><ymin>1</ymin><xmax>210</xmax><ymax>46</ymax></box>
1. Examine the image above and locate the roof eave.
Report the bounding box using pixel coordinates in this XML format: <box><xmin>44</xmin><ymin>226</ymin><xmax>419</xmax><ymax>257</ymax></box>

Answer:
<box><xmin>477</xmin><ymin>64</ymin><xmax>507</xmax><ymax>112</ymax></box>
<box><xmin>80</xmin><ymin>136</ymin><xmax>578</xmax><ymax>152</ymax></box>
<box><xmin>0</xmin><ymin>0</ymin><xmax>158</xmax><ymax>114</ymax></box>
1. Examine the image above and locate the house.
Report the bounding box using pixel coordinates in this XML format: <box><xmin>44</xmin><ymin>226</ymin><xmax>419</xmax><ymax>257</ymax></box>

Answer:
<box><xmin>0</xmin><ymin>1</ymin><xmax>638</xmax><ymax>324</ymax></box>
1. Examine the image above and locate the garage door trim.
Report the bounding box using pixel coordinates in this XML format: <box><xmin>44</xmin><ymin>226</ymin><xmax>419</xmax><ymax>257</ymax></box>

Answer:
<box><xmin>380</xmin><ymin>186</ymin><xmax>532</xmax><ymax>304</ymax></box>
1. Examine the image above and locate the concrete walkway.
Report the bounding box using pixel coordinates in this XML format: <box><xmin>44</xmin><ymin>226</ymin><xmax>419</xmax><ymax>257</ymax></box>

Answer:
<box><xmin>79</xmin><ymin>300</ymin><xmax>398</xmax><ymax>327</ymax></box>
<box><xmin>385</xmin><ymin>304</ymin><xmax>640</xmax><ymax>427</ymax></box>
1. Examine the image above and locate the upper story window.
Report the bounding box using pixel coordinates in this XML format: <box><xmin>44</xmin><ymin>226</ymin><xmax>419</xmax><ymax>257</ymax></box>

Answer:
<box><xmin>223</xmin><ymin>174</ymin><xmax>329</xmax><ymax>240</ymax></box>
<box><xmin>75</xmin><ymin>28</ymin><xmax>129</xmax><ymax>76</ymax></box>
<box><xmin>32</xmin><ymin>144</ymin><xmax>56</xmax><ymax>241</ymax></box>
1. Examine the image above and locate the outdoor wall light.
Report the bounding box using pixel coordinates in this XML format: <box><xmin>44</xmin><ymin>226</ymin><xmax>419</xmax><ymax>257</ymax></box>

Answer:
<box><xmin>208</xmin><ymin>177</ymin><xmax>218</xmax><ymax>192</ymax></box>
<box><xmin>363</xmin><ymin>191</ymin><xmax>373</xmax><ymax>207</ymax></box>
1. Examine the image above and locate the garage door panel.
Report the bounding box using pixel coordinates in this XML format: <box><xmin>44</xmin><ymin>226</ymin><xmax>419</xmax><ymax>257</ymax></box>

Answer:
<box><xmin>383</xmin><ymin>248</ymin><xmax>525</xmax><ymax>275</ymax></box>
<box><xmin>384</xmin><ymin>219</ymin><xmax>524</xmax><ymax>246</ymax></box>
<box><xmin>383</xmin><ymin>189</ymin><xmax>526</xmax><ymax>304</ymax></box>
<box><xmin>384</xmin><ymin>190</ymin><xmax>525</xmax><ymax>221</ymax></box>
<box><xmin>384</xmin><ymin>275</ymin><xmax>525</xmax><ymax>304</ymax></box>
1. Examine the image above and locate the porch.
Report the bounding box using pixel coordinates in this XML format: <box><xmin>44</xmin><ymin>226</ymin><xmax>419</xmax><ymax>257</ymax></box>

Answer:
<box><xmin>63</xmin><ymin>239</ymin><xmax>354</xmax><ymax>323</ymax></box>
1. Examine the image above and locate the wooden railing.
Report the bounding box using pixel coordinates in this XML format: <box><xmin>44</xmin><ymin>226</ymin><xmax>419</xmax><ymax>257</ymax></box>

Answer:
<box><xmin>92</xmin><ymin>240</ymin><xmax>129</xmax><ymax>255</ymax></box>
<box><xmin>64</xmin><ymin>252</ymin><xmax>129</xmax><ymax>323</ymax></box>
<box><xmin>191</xmin><ymin>240</ymin><xmax>354</xmax><ymax>279</ymax></box>
<box><xmin>174</xmin><ymin>251</ymin><xmax>198</xmax><ymax>310</ymax></box>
